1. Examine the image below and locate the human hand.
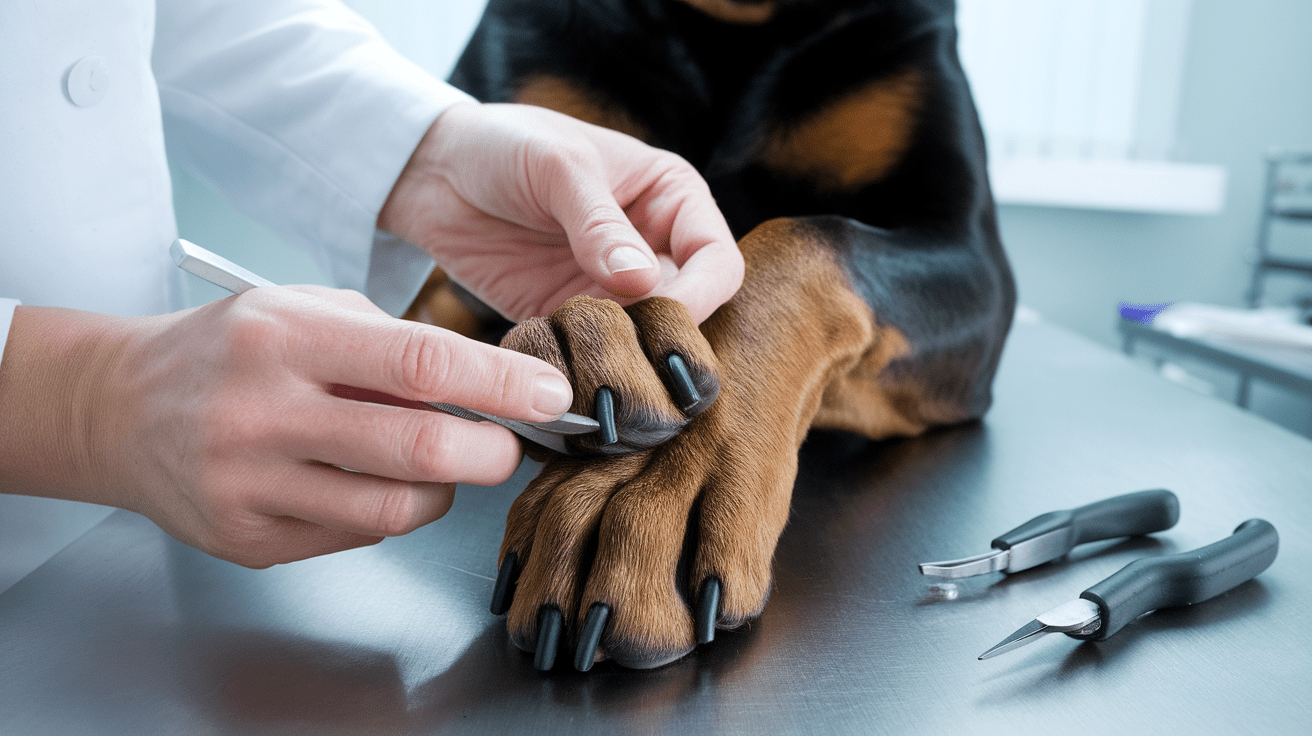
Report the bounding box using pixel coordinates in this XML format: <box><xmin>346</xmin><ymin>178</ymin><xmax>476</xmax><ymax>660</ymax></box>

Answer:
<box><xmin>377</xmin><ymin>102</ymin><xmax>744</xmax><ymax>324</ymax></box>
<box><xmin>0</xmin><ymin>289</ymin><xmax>572</xmax><ymax>567</ymax></box>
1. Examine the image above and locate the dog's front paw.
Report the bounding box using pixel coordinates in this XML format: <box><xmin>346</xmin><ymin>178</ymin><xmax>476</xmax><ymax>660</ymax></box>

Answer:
<box><xmin>490</xmin><ymin>398</ymin><xmax>791</xmax><ymax>670</ymax></box>
<box><xmin>490</xmin><ymin>294</ymin><xmax>793</xmax><ymax>671</ymax></box>
<box><xmin>500</xmin><ymin>295</ymin><xmax>720</xmax><ymax>455</ymax></box>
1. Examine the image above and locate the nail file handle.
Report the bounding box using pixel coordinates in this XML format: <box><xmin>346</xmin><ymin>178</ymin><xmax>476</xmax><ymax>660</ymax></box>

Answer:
<box><xmin>171</xmin><ymin>238</ymin><xmax>276</xmax><ymax>293</ymax></box>
<box><xmin>1075</xmin><ymin>518</ymin><xmax>1279</xmax><ymax>640</ymax></box>
<box><xmin>992</xmin><ymin>489</ymin><xmax>1181</xmax><ymax>572</ymax></box>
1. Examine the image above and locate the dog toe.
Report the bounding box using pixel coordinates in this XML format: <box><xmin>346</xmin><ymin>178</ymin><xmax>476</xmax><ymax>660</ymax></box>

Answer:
<box><xmin>604</xmin><ymin>635</ymin><xmax>695</xmax><ymax>670</ymax></box>
<box><xmin>625</xmin><ymin>298</ymin><xmax>721</xmax><ymax>417</ymax></box>
<box><xmin>499</xmin><ymin>295</ymin><xmax>720</xmax><ymax>455</ymax></box>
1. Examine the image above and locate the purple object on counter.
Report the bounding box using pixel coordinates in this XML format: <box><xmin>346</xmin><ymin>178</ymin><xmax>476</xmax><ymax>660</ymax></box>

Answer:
<box><xmin>1119</xmin><ymin>302</ymin><xmax>1174</xmax><ymax>324</ymax></box>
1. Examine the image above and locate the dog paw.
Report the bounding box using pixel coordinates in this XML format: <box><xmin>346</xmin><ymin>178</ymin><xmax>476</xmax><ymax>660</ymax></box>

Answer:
<box><xmin>500</xmin><ymin>295</ymin><xmax>720</xmax><ymax>455</ymax></box>
<box><xmin>488</xmin><ymin>384</ymin><xmax>794</xmax><ymax>671</ymax></box>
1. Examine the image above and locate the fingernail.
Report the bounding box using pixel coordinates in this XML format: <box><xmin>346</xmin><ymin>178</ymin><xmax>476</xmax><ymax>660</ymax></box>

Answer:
<box><xmin>606</xmin><ymin>246</ymin><xmax>654</xmax><ymax>275</ymax></box>
<box><xmin>533</xmin><ymin>372</ymin><xmax>573</xmax><ymax>416</ymax></box>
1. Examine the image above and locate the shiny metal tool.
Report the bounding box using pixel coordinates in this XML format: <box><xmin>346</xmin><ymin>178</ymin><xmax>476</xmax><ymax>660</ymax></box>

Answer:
<box><xmin>918</xmin><ymin>489</ymin><xmax>1181</xmax><ymax>578</ymax></box>
<box><xmin>979</xmin><ymin>518</ymin><xmax>1278</xmax><ymax>659</ymax></box>
<box><xmin>170</xmin><ymin>238</ymin><xmax>599</xmax><ymax>454</ymax></box>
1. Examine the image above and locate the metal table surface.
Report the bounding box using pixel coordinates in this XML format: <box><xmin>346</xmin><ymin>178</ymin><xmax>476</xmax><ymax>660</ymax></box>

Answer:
<box><xmin>3</xmin><ymin>319</ymin><xmax>1310</xmax><ymax>735</ymax></box>
<box><xmin>1119</xmin><ymin>317</ymin><xmax>1312</xmax><ymax>404</ymax></box>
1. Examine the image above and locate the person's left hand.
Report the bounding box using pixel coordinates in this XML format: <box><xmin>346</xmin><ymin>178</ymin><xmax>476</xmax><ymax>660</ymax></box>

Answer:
<box><xmin>377</xmin><ymin>102</ymin><xmax>744</xmax><ymax>324</ymax></box>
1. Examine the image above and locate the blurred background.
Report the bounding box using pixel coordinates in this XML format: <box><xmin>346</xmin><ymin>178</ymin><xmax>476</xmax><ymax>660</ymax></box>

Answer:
<box><xmin>171</xmin><ymin>0</ymin><xmax>1312</xmax><ymax>437</ymax></box>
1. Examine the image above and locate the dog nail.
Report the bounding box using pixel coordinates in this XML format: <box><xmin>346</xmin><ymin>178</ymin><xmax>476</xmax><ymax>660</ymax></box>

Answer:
<box><xmin>666</xmin><ymin>354</ymin><xmax>702</xmax><ymax>412</ymax></box>
<box><xmin>574</xmin><ymin>603</ymin><xmax>611</xmax><ymax>672</ymax></box>
<box><xmin>595</xmin><ymin>387</ymin><xmax>618</xmax><ymax>445</ymax></box>
<box><xmin>695</xmin><ymin>577</ymin><xmax>722</xmax><ymax>644</ymax></box>
<box><xmin>490</xmin><ymin>550</ymin><xmax>518</xmax><ymax>615</ymax></box>
<box><xmin>534</xmin><ymin>607</ymin><xmax>564</xmax><ymax>671</ymax></box>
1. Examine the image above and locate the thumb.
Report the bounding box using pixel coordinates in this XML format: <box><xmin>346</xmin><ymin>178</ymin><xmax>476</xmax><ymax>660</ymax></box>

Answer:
<box><xmin>305</xmin><ymin>313</ymin><xmax>575</xmax><ymax>423</ymax></box>
<box><xmin>547</xmin><ymin>173</ymin><xmax>662</xmax><ymax>299</ymax></box>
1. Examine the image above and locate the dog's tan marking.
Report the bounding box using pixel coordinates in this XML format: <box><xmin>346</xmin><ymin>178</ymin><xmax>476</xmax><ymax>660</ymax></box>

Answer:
<box><xmin>686</xmin><ymin>219</ymin><xmax>917</xmax><ymax>625</ymax></box>
<box><xmin>401</xmin><ymin>269</ymin><xmax>486</xmax><ymax>338</ymax></box>
<box><xmin>496</xmin><ymin>217</ymin><xmax>945</xmax><ymax>667</ymax></box>
<box><xmin>814</xmin><ymin>367</ymin><xmax>976</xmax><ymax>438</ymax></box>
<box><xmin>513</xmin><ymin>74</ymin><xmax>650</xmax><ymax>142</ymax></box>
<box><xmin>810</xmin><ymin>330</ymin><xmax>945</xmax><ymax>439</ymax></box>
<box><xmin>500</xmin><ymin>316</ymin><xmax>569</xmax><ymax>377</ymax></box>
<box><xmin>675</xmin><ymin>0</ymin><xmax>777</xmax><ymax>25</ymax></box>
<box><xmin>504</xmin><ymin>453</ymin><xmax>649</xmax><ymax>653</ymax></box>
<box><xmin>762</xmin><ymin>68</ymin><xmax>924</xmax><ymax>192</ymax></box>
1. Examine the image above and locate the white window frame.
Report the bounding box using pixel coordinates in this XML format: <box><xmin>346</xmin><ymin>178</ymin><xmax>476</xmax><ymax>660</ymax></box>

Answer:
<box><xmin>957</xmin><ymin>0</ymin><xmax>1225</xmax><ymax>214</ymax></box>
<box><xmin>348</xmin><ymin>0</ymin><xmax>1225</xmax><ymax>215</ymax></box>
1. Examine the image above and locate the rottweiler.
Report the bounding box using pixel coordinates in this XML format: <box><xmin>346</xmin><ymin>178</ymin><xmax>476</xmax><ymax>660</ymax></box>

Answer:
<box><xmin>404</xmin><ymin>0</ymin><xmax>1015</xmax><ymax>671</ymax></box>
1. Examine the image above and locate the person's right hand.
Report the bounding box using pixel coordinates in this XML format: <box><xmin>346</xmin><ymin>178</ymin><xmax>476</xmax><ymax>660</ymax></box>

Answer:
<box><xmin>0</xmin><ymin>286</ymin><xmax>573</xmax><ymax>567</ymax></box>
<box><xmin>378</xmin><ymin>103</ymin><xmax>744</xmax><ymax>325</ymax></box>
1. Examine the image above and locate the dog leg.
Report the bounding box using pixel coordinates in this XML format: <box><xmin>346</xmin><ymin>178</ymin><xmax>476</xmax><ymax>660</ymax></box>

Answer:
<box><xmin>493</xmin><ymin>217</ymin><xmax>940</xmax><ymax>669</ymax></box>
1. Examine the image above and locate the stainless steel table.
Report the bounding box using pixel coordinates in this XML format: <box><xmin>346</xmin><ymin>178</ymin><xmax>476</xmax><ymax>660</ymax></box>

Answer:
<box><xmin>1119</xmin><ymin>316</ymin><xmax>1312</xmax><ymax>407</ymax></box>
<box><xmin>3</xmin><ymin>319</ymin><xmax>1310</xmax><ymax>735</ymax></box>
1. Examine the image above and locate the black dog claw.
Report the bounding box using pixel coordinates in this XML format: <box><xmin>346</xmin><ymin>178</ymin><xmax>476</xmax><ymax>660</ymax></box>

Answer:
<box><xmin>695</xmin><ymin>577</ymin><xmax>722</xmax><ymax>644</ymax></box>
<box><xmin>574</xmin><ymin>603</ymin><xmax>611</xmax><ymax>672</ymax></box>
<box><xmin>666</xmin><ymin>354</ymin><xmax>701</xmax><ymax>412</ymax></box>
<box><xmin>595</xmin><ymin>386</ymin><xmax>618</xmax><ymax>446</ymax></box>
<box><xmin>490</xmin><ymin>550</ymin><xmax>519</xmax><ymax>615</ymax></box>
<box><xmin>534</xmin><ymin>607</ymin><xmax>564</xmax><ymax>671</ymax></box>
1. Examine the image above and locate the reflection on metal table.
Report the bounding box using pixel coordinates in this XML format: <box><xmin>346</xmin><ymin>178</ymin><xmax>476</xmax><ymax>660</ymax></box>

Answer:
<box><xmin>2</xmin><ymin>319</ymin><xmax>1310</xmax><ymax>735</ymax></box>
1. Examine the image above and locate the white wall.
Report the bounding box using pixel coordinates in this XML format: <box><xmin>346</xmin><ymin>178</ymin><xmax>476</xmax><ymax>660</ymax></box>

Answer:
<box><xmin>169</xmin><ymin>0</ymin><xmax>1312</xmax><ymax>435</ymax></box>
<box><xmin>997</xmin><ymin>0</ymin><xmax>1312</xmax><ymax>436</ymax></box>
<box><xmin>1001</xmin><ymin>0</ymin><xmax>1312</xmax><ymax>344</ymax></box>
<box><xmin>170</xmin><ymin>0</ymin><xmax>488</xmax><ymax>306</ymax></box>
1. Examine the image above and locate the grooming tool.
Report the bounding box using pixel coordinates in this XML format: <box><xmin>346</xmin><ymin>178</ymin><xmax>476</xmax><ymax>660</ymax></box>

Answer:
<box><xmin>170</xmin><ymin>238</ymin><xmax>599</xmax><ymax>453</ymax></box>
<box><xmin>979</xmin><ymin>519</ymin><xmax>1277</xmax><ymax>659</ymax></box>
<box><xmin>918</xmin><ymin>489</ymin><xmax>1180</xmax><ymax>579</ymax></box>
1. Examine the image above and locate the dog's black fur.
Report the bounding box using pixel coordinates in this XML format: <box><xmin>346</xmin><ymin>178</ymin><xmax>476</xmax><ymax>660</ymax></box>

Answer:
<box><xmin>430</xmin><ymin>0</ymin><xmax>1015</xmax><ymax>670</ymax></box>
<box><xmin>452</xmin><ymin>0</ymin><xmax>1013</xmax><ymax>417</ymax></box>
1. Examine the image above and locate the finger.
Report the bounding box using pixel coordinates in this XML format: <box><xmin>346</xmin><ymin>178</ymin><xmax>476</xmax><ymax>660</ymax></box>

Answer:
<box><xmin>645</xmin><ymin>242</ymin><xmax>744</xmax><ymax>324</ymax></box>
<box><xmin>290</xmin><ymin>312</ymin><xmax>574</xmax><ymax>423</ymax></box>
<box><xmin>215</xmin><ymin>517</ymin><xmax>385</xmax><ymax>569</ymax></box>
<box><xmin>292</xmin><ymin>393</ymin><xmax>525</xmax><ymax>485</ymax></box>
<box><xmin>627</xmin><ymin>175</ymin><xmax>743</xmax><ymax>324</ymax></box>
<box><xmin>284</xmin><ymin>285</ymin><xmax>390</xmax><ymax>317</ymax></box>
<box><xmin>258</xmin><ymin>462</ymin><xmax>457</xmax><ymax>538</ymax></box>
<box><xmin>536</xmin><ymin>153</ymin><xmax>663</xmax><ymax>299</ymax></box>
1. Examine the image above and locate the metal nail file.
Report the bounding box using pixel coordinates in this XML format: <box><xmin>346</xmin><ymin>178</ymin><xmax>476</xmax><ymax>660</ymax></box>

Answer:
<box><xmin>170</xmin><ymin>238</ymin><xmax>598</xmax><ymax>453</ymax></box>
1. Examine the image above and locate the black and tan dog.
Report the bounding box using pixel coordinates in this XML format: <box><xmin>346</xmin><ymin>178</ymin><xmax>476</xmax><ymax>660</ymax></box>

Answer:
<box><xmin>404</xmin><ymin>0</ymin><xmax>1015</xmax><ymax>670</ymax></box>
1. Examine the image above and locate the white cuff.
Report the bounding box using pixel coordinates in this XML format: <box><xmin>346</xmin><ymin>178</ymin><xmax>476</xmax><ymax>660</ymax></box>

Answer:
<box><xmin>0</xmin><ymin>298</ymin><xmax>21</xmax><ymax>375</ymax></box>
<box><xmin>154</xmin><ymin>0</ymin><xmax>475</xmax><ymax>304</ymax></box>
<box><xmin>367</xmin><ymin>232</ymin><xmax>437</xmax><ymax>317</ymax></box>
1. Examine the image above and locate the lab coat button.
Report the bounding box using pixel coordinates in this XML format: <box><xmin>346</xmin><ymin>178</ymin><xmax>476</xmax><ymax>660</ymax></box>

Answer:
<box><xmin>66</xmin><ymin>56</ymin><xmax>110</xmax><ymax>107</ymax></box>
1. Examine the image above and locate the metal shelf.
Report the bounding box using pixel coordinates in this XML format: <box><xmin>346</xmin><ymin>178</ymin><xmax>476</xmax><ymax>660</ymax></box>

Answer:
<box><xmin>1248</xmin><ymin>150</ymin><xmax>1312</xmax><ymax>306</ymax></box>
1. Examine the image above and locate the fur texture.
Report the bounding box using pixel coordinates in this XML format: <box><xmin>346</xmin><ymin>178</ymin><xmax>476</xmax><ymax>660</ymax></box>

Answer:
<box><xmin>407</xmin><ymin>0</ymin><xmax>1016</xmax><ymax>669</ymax></box>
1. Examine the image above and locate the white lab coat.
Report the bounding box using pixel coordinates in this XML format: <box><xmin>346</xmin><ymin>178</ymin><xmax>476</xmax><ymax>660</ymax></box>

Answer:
<box><xmin>0</xmin><ymin>0</ymin><xmax>474</xmax><ymax>368</ymax></box>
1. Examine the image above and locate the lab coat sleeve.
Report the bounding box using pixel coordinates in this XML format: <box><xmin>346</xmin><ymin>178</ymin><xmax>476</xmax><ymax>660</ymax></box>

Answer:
<box><xmin>0</xmin><ymin>299</ymin><xmax>18</xmax><ymax>375</ymax></box>
<box><xmin>152</xmin><ymin>0</ymin><xmax>475</xmax><ymax>316</ymax></box>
